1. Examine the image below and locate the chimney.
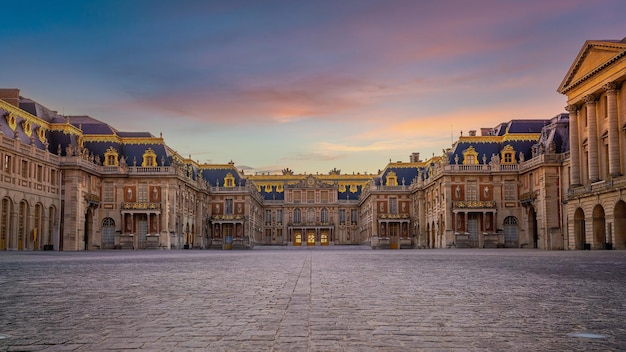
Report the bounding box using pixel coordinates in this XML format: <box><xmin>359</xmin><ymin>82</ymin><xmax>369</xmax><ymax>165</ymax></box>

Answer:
<box><xmin>0</xmin><ymin>88</ymin><xmax>20</xmax><ymax>107</ymax></box>
<box><xmin>410</xmin><ymin>152</ymin><xmax>421</xmax><ymax>162</ymax></box>
<box><xmin>468</xmin><ymin>130</ymin><xmax>476</xmax><ymax>136</ymax></box>
<box><xmin>480</xmin><ymin>128</ymin><xmax>491</xmax><ymax>136</ymax></box>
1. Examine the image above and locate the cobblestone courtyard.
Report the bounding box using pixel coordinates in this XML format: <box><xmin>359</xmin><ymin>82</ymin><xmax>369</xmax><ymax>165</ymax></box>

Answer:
<box><xmin>0</xmin><ymin>248</ymin><xmax>625</xmax><ymax>351</ymax></box>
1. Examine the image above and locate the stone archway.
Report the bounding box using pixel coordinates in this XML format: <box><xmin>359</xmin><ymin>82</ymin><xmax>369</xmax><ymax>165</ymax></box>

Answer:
<box><xmin>592</xmin><ymin>205</ymin><xmax>606</xmax><ymax>249</ymax></box>
<box><xmin>614</xmin><ymin>201</ymin><xmax>626</xmax><ymax>250</ymax></box>
<box><xmin>574</xmin><ymin>208</ymin><xmax>586</xmax><ymax>250</ymax></box>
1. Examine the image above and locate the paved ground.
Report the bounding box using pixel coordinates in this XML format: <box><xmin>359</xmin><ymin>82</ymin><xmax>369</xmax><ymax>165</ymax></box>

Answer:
<box><xmin>0</xmin><ymin>248</ymin><xmax>625</xmax><ymax>351</ymax></box>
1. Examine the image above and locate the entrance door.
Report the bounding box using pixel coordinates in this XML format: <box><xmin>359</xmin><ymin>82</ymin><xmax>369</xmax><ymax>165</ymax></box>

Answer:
<box><xmin>307</xmin><ymin>232</ymin><xmax>315</xmax><ymax>246</ymax></box>
<box><xmin>321</xmin><ymin>231</ymin><xmax>329</xmax><ymax>246</ymax></box>
<box><xmin>389</xmin><ymin>223</ymin><xmax>399</xmax><ymax>249</ymax></box>
<box><xmin>503</xmin><ymin>216</ymin><xmax>518</xmax><ymax>248</ymax></box>
<box><xmin>294</xmin><ymin>232</ymin><xmax>302</xmax><ymax>246</ymax></box>
<box><xmin>468</xmin><ymin>215</ymin><xmax>479</xmax><ymax>247</ymax></box>
<box><xmin>102</xmin><ymin>218</ymin><xmax>115</xmax><ymax>249</ymax></box>
<box><xmin>137</xmin><ymin>218</ymin><xmax>148</xmax><ymax>249</ymax></box>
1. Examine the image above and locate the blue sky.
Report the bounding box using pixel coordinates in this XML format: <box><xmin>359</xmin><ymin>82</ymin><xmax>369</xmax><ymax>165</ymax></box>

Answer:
<box><xmin>2</xmin><ymin>0</ymin><xmax>625</xmax><ymax>174</ymax></box>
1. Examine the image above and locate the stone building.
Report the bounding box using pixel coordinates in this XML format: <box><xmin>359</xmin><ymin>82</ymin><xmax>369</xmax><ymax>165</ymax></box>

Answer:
<box><xmin>1</xmin><ymin>37</ymin><xmax>625</xmax><ymax>251</ymax></box>
<box><xmin>558</xmin><ymin>38</ymin><xmax>626</xmax><ymax>250</ymax></box>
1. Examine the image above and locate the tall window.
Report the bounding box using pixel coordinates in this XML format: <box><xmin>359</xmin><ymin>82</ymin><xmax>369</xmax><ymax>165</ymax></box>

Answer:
<box><xmin>389</xmin><ymin>198</ymin><xmax>398</xmax><ymax>214</ymax></box>
<box><xmin>321</xmin><ymin>208</ymin><xmax>329</xmax><ymax>223</ymax></box>
<box><xmin>504</xmin><ymin>180</ymin><xmax>516</xmax><ymax>201</ymax></box>
<box><xmin>277</xmin><ymin>209</ymin><xmax>283</xmax><ymax>224</ymax></box>
<box><xmin>265</xmin><ymin>210</ymin><xmax>272</xmax><ymax>224</ymax></box>
<box><xmin>103</xmin><ymin>183</ymin><xmax>114</xmax><ymax>203</ymax></box>
<box><xmin>293</xmin><ymin>191</ymin><xmax>301</xmax><ymax>203</ymax></box>
<box><xmin>307</xmin><ymin>191</ymin><xmax>315</xmax><ymax>203</ymax></box>
<box><xmin>466</xmin><ymin>181</ymin><xmax>478</xmax><ymax>201</ymax></box>
<box><xmin>4</xmin><ymin>154</ymin><xmax>11</xmax><ymax>173</ymax></box>
<box><xmin>293</xmin><ymin>208</ymin><xmax>301</xmax><ymax>223</ymax></box>
<box><xmin>339</xmin><ymin>209</ymin><xmax>346</xmax><ymax>225</ymax></box>
<box><xmin>138</xmin><ymin>184</ymin><xmax>149</xmax><ymax>202</ymax></box>
<box><xmin>321</xmin><ymin>191</ymin><xmax>328</xmax><ymax>203</ymax></box>
<box><xmin>225</xmin><ymin>199</ymin><xmax>233</xmax><ymax>215</ymax></box>
<box><xmin>351</xmin><ymin>209</ymin><xmax>358</xmax><ymax>225</ymax></box>
<box><xmin>21</xmin><ymin>160</ymin><xmax>28</xmax><ymax>178</ymax></box>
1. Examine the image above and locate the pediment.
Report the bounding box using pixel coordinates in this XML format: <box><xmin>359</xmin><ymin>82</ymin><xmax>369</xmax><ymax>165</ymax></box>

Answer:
<box><xmin>558</xmin><ymin>40</ymin><xmax>626</xmax><ymax>93</ymax></box>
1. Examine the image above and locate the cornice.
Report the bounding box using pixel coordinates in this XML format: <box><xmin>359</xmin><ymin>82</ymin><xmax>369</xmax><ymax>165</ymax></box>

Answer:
<box><xmin>0</xmin><ymin>99</ymin><xmax>52</xmax><ymax>130</ymax></box>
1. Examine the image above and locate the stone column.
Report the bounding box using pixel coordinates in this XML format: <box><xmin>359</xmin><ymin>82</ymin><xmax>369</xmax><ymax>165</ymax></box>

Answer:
<box><xmin>566</xmin><ymin>104</ymin><xmax>581</xmax><ymax>186</ymax></box>
<box><xmin>604</xmin><ymin>82</ymin><xmax>621</xmax><ymax>177</ymax></box>
<box><xmin>584</xmin><ymin>95</ymin><xmax>599</xmax><ymax>182</ymax></box>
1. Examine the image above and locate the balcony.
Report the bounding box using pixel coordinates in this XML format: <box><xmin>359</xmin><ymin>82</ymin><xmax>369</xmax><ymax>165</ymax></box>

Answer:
<box><xmin>378</xmin><ymin>213</ymin><xmax>410</xmax><ymax>219</ymax></box>
<box><xmin>452</xmin><ymin>201</ymin><xmax>496</xmax><ymax>209</ymax></box>
<box><xmin>121</xmin><ymin>202</ymin><xmax>161</xmax><ymax>210</ymax></box>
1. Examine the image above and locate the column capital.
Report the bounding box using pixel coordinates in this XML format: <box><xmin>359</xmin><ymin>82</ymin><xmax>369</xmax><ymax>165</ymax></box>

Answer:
<box><xmin>565</xmin><ymin>104</ymin><xmax>579</xmax><ymax>113</ymax></box>
<box><xmin>603</xmin><ymin>81</ymin><xmax>620</xmax><ymax>94</ymax></box>
<box><xmin>583</xmin><ymin>94</ymin><xmax>597</xmax><ymax>104</ymax></box>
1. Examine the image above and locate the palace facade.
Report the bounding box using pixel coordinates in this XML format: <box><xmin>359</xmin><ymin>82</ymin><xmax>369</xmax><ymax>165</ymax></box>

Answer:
<box><xmin>1</xmin><ymin>37</ymin><xmax>625</xmax><ymax>251</ymax></box>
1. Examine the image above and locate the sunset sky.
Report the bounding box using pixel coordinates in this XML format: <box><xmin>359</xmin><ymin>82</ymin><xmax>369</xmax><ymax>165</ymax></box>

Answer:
<box><xmin>3</xmin><ymin>0</ymin><xmax>625</xmax><ymax>175</ymax></box>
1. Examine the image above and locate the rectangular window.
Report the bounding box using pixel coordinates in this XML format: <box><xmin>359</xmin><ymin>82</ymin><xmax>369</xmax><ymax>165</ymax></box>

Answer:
<box><xmin>389</xmin><ymin>198</ymin><xmax>398</xmax><ymax>214</ymax></box>
<box><xmin>225</xmin><ymin>199</ymin><xmax>233</xmax><ymax>215</ymax></box>
<box><xmin>466</xmin><ymin>181</ymin><xmax>477</xmax><ymax>201</ymax></box>
<box><xmin>277</xmin><ymin>209</ymin><xmax>283</xmax><ymax>224</ymax></box>
<box><xmin>36</xmin><ymin>165</ymin><xmax>43</xmax><ymax>182</ymax></box>
<box><xmin>21</xmin><ymin>160</ymin><xmax>28</xmax><ymax>178</ymax></box>
<box><xmin>351</xmin><ymin>209</ymin><xmax>358</xmax><ymax>225</ymax></box>
<box><xmin>293</xmin><ymin>191</ymin><xmax>301</xmax><ymax>203</ymax></box>
<box><xmin>504</xmin><ymin>180</ymin><xmax>516</xmax><ymax>201</ymax></box>
<box><xmin>265</xmin><ymin>209</ymin><xmax>272</xmax><ymax>224</ymax></box>
<box><xmin>339</xmin><ymin>209</ymin><xmax>346</xmax><ymax>225</ymax></box>
<box><xmin>103</xmin><ymin>183</ymin><xmax>114</xmax><ymax>202</ymax></box>
<box><xmin>307</xmin><ymin>190</ymin><xmax>314</xmax><ymax>203</ymax></box>
<box><xmin>321</xmin><ymin>191</ymin><xmax>328</xmax><ymax>203</ymax></box>
<box><xmin>51</xmin><ymin>170</ymin><xmax>57</xmax><ymax>186</ymax></box>
<box><xmin>3</xmin><ymin>154</ymin><xmax>11</xmax><ymax>173</ymax></box>
<box><xmin>138</xmin><ymin>184</ymin><xmax>149</xmax><ymax>202</ymax></box>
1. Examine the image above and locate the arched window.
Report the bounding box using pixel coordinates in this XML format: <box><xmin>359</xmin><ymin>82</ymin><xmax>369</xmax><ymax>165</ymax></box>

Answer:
<box><xmin>385</xmin><ymin>171</ymin><xmax>398</xmax><ymax>186</ymax></box>
<box><xmin>141</xmin><ymin>148</ymin><xmax>157</xmax><ymax>167</ymax></box>
<box><xmin>501</xmin><ymin>145</ymin><xmax>516</xmax><ymax>164</ymax></box>
<box><xmin>224</xmin><ymin>173</ymin><xmax>235</xmax><ymax>187</ymax></box>
<box><xmin>463</xmin><ymin>146</ymin><xmax>478</xmax><ymax>165</ymax></box>
<box><xmin>104</xmin><ymin>146</ymin><xmax>119</xmax><ymax>166</ymax></box>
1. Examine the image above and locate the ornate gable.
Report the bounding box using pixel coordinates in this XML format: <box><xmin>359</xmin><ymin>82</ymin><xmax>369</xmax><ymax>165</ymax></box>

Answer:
<box><xmin>558</xmin><ymin>40</ymin><xmax>626</xmax><ymax>94</ymax></box>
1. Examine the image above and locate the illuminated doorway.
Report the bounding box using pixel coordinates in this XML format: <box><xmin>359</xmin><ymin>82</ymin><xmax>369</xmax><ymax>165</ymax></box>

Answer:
<box><xmin>294</xmin><ymin>232</ymin><xmax>302</xmax><ymax>246</ymax></box>
<box><xmin>307</xmin><ymin>232</ymin><xmax>315</xmax><ymax>246</ymax></box>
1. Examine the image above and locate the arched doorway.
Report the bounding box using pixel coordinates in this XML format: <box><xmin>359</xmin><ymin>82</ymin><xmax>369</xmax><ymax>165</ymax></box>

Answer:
<box><xmin>528</xmin><ymin>208</ymin><xmax>538</xmax><ymax>248</ymax></box>
<box><xmin>102</xmin><ymin>217</ymin><xmax>116</xmax><ymax>249</ymax></box>
<box><xmin>504</xmin><ymin>216</ymin><xmax>519</xmax><ymax>248</ymax></box>
<box><xmin>321</xmin><ymin>231</ymin><xmax>329</xmax><ymax>246</ymax></box>
<box><xmin>615</xmin><ymin>201</ymin><xmax>626</xmax><ymax>250</ymax></box>
<box><xmin>592</xmin><ymin>205</ymin><xmax>606</xmax><ymax>250</ymax></box>
<box><xmin>294</xmin><ymin>231</ymin><xmax>302</xmax><ymax>246</ymax></box>
<box><xmin>84</xmin><ymin>209</ymin><xmax>93</xmax><ymax>250</ymax></box>
<box><xmin>574</xmin><ymin>208</ymin><xmax>586</xmax><ymax>249</ymax></box>
<box><xmin>307</xmin><ymin>232</ymin><xmax>315</xmax><ymax>246</ymax></box>
<box><xmin>0</xmin><ymin>198</ymin><xmax>11</xmax><ymax>250</ymax></box>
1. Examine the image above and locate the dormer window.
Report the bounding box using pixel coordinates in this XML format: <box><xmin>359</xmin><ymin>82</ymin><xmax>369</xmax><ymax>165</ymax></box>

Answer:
<box><xmin>224</xmin><ymin>173</ymin><xmax>235</xmax><ymax>187</ymax></box>
<box><xmin>103</xmin><ymin>147</ymin><xmax>119</xmax><ymax>166</ymax></box>
<box><xmin>141</xmin><ymin>148</ymin><xmax>157</xmax><ymax>167</ymax></box>
<box><xmin>463</xmin><ymin>146</ymin><xmax>478</xmax><ymax>165</ymax></box>
<box><xmin>385</xmin><ymin>171</ymin><xmax>398</xmax><ymax>186</ymax></box>
<box><xmin>501</xmin><ymin>145</ymin><xmax>516</xmax><ymax>164</ymax></box>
